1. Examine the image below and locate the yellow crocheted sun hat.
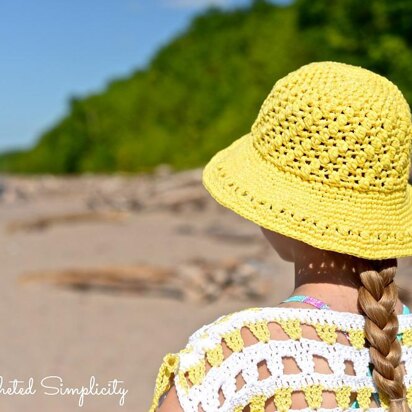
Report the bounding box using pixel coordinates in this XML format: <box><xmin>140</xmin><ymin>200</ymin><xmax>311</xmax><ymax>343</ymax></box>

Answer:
<box><xmin>202</xmin><ymin>61</ymin><xmax>412</xmax><ymax>259</ymax></box>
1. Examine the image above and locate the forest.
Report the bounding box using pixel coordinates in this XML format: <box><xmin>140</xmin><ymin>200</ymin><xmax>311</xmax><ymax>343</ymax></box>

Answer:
<box><xmin>1</xmin><ymin>0</ymin><xmax>412</xmax><ymax>174</ymax></box>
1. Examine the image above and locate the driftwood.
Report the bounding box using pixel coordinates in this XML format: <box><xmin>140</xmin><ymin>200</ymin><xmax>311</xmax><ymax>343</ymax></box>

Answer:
<box><xmin>19</xmin><ymin>264</ymin><xmax>182</xmax><ymax>298</ymax></box>
<box><xmin>18</xmin><ymin>255</ymin><xmax>274</xmax><ymax>303</ymax></box>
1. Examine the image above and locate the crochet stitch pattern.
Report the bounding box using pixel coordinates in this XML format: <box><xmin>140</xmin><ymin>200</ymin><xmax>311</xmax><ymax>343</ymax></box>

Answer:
<box><xmin>202</xmin><ymin>61</ymin><xmax>412</xmax><ymax>259</ymax></box>
<box><xmin>148</xmin><ymin>307</ymin><xmax>412</xmax><ymax>411</ymax></box>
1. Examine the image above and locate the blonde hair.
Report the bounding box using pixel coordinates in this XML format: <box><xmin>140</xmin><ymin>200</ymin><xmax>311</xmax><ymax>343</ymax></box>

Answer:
<box><xmin>358</xmin><ymin>258</ymin><xmax>411</xmax><ymax>411</ymax></box>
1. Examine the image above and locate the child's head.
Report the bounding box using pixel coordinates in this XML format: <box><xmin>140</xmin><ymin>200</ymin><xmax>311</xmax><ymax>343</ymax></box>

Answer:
<box><xmin>202</xmin><ymin>61</ymin><xmax>412</xmax><ymax>410</ymax></box>
<box><xmin>203</xmin><ymin>61</ymin><xmax>412</xmax><ymax>259</ymax></box>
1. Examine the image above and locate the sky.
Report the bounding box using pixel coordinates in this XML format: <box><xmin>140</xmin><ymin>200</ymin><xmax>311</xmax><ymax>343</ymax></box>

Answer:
<box><xmin>0</xmin><ymin>0</ymin><xmax>289</xmax><ymax>153</ymax></box>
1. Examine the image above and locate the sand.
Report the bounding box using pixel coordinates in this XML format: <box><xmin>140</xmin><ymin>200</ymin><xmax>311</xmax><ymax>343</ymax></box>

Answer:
<box><xmin>0</xmin><ymin>173</ymin><xmax>411</xmax><ymax>411</ymax></box>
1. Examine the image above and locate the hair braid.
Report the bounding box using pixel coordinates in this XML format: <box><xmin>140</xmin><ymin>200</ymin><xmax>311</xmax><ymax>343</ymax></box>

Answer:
<box><xmin>358</xmin><ymin>259</ymin><xmax>410</xmax><ymax>412</ymax></box>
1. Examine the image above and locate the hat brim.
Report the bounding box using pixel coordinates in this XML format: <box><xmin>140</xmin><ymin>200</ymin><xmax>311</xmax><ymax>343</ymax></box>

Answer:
<box><xmin>202</xmin><ymin>132</ymin><xmax>412</xmax><ymax>260</ymax></box>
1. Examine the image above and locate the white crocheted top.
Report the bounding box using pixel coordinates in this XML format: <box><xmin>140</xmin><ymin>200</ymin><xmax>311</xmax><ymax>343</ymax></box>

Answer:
<box><xmin>148</xmin><ymin>307</ymin><xmax>412</xmax><ymax>412</ymax></box>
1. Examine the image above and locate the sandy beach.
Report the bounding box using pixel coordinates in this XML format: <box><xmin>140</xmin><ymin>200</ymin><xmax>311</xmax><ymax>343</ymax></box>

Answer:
<box><xmin>1</xmin><ymin>170</ymin><xmax>411</xmax><ymax>411</ymax></box>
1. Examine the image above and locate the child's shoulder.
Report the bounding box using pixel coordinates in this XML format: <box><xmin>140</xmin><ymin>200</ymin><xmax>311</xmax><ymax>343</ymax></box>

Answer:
<box><xmin>183</xmin><ymin>305</ymin><xmax>363</xmax><ymax>348</ymax></box>
<box><xmin>150</xmin><ymin>306</ymin><xmax>292</xmax><ymax>411</ymax></box>
<box><xmin>175</xmin><ymin>305</ymin><xmax>367</xmax><ymax>375</ymax></box>
<box><xmin>149</xmin><ymin>306</ymin><xmax>412</xmax><ymax>411</ymax></box>
<box><xmin>185</xmin><ymin>306</ymin><xmax>269</xmax><ymax>344</ymax></box>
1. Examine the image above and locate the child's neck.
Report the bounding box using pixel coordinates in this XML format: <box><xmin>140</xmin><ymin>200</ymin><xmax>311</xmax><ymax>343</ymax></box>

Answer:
<box><xmin>291</xmin><ymin>247</ymin><xmax>402</xmax><ymax>314</ymax></box>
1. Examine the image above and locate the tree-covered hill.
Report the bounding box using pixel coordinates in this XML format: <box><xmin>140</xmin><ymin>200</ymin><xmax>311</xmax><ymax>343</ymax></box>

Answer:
<box><xmin>2</xmin><ymin>0</ymin><xmax>412</xmax><ymax>174</ymax></box>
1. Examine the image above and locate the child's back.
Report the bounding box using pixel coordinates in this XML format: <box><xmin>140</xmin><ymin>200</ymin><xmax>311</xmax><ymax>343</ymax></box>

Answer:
<box><xmin>150</xmin><ymin>300</ymin><xmax>412</xmax><ymax>411</ymax></box>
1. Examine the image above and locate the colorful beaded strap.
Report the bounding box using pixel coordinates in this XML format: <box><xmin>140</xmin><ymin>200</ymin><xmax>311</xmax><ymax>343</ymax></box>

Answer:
<box><xmin>282</xmin><ymin>295</ymin><xmax>330</xmax><ymax>310</ymax></box>
<box><xmin>283</xmin><ymin>294</ymin><xmax>410</xmax><ymax>314</ymax></box>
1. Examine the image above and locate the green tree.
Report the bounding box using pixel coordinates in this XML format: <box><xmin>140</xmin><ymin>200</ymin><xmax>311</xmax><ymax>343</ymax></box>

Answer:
<box><xmin>295</xmin><ymin>0</ymin><xmax>412</xmax><ymax>100</ymax></box>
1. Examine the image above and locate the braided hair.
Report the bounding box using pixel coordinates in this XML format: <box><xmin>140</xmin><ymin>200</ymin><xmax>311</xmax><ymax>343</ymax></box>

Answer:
<box><xmin>358</xmin><ymin>258</ymin><xmax>411</xmax><ymax>412</ymax></box>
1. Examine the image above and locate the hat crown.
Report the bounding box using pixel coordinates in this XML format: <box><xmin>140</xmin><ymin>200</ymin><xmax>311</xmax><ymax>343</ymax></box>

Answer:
<box><xmin>251</xmin><ymin>61</ymin><xmax>412</xmax><ymax>192</ymax></box>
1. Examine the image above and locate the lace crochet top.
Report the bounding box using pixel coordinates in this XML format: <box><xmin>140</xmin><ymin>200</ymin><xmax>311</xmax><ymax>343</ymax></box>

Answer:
<box><xmin>148</xmin><ymin>305</ymin><xmax>412</xmax><ymax>412</ymax></box>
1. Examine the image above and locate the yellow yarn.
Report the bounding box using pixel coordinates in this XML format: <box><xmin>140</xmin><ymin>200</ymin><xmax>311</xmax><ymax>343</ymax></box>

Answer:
<box><xmin>148</xmin><ymin>353</ymin><xmax>179</xmax><ymax>412</ymax></box>
<box><xmin>402</xmin><ymin>328</ymin><xmax>412</xmax><ymax>346</ymax></box>
<box><xmin>222</xmin><ymin>329</ymin><xmax>244</xmax><ymax>352</ymax></box>
<box><xmin>246</xmin><ymin>321</ymin><xmax>271</xmax><ymax>343</ymax></box>
<box><xmin>335</xmin><ymin>386</ymin><xmax>352</xmax><ymax>409</ymax></box>
<box><xmin>202</xmin><ymin>61</ymin><xmax>412</xmax><ymax>260</ymax></box>
<box><xmin>187</xmin><ymin>361</ymin><xmax>206</xmax><ymax>386</ymax></box>
<box><xmin>407</xmin><ymin>385</ymin><xmax>412</xmax><ymax>406</ymax></box>
<box><xmin>303</xmin><ymin>384</ymin><xmax>323</xmax><ymax>409</ymax></box>
<box><xmin>357</xmin><ymin>387</ymin><xmax>373</xmax><ymax>409</ymax></box>
<box><xmin>314</xmin><ymin>323</ymin><xmax>337</xmax><ymax>345</ymax></box>
<box><xmin>277</xmin><ymin>318</ymin><xmax>302</xmax><ymax>340</ymax></box>
<box><xmin>273</xmin><ymin>387</ymin><xmax>293</xmax><ymax>412</ymax></box>
<box><xmin>249</xmin><ymin>394</ymin><xmax>266</xmax><ymax>412</ymax></box>
<box><xmin>206</xmin><ymin>344</ymin><xmax>224</xmax><ymax>367</ymax></box>
<box><xmin>178</xmin><ymin>369</ymin><xmax>190</xmax><ymax>394</ymax></box>
<box><xmin>348</xmin><ymin>328</ymin><xmax>366</xmax><ymax>349</ymax></box>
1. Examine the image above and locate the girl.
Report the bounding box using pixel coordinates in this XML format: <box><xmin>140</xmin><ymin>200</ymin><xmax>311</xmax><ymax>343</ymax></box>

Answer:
<box><xmin>149</xmin><ymin>61</ymin><xmax>412</xmax><ymax>411</ymax></box>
